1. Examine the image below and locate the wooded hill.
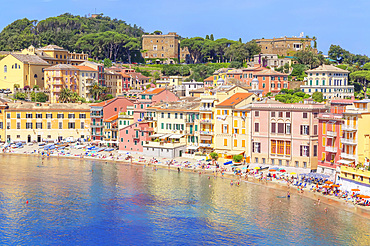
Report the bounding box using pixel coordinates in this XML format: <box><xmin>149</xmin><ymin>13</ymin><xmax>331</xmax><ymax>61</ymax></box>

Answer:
<box><xmin>0</xmin><ymin>13</ymin><xmax>145</xmax><ymax>63</ymax></box>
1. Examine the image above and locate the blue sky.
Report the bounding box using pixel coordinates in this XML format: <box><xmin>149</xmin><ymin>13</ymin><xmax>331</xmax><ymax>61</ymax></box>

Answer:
<box><xmin>2</xmin><ymin>0</ymin><xmax>370</xmax><ymax>55</ymax></box>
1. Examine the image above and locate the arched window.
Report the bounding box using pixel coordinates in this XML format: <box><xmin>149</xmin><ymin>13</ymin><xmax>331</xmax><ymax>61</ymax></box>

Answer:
<box><xmin>34</xmin><ymin>74</ymin><xmax>37</xmax><ymax>78</ymax></box>
<box><xmin>15</xmin><ymin>63</ymin><xmax>17</xmax><ymax>69</ymax></box>
<box><xmin>4</xmin><ymin>65</ymin><xmax>7</xmax><ymax>73</ymax></box>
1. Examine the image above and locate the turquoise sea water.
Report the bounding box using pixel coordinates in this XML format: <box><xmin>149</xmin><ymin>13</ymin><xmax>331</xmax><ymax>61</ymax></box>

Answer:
<box><xmin>0</xmin><ymin>155</ymin><xmax>369</xmax><ymax>245</ymax></box>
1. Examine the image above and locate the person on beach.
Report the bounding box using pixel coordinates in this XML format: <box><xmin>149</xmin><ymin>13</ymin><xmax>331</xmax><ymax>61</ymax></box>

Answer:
<box><xmin>287</xmin><ymin>191</ymin><xmax>290</xmax><ymax>198</ymax></box>
<box><xmin>230</xmin><ymin>181</ymin><xmax>233</xmax><ymax>186</ymax></box>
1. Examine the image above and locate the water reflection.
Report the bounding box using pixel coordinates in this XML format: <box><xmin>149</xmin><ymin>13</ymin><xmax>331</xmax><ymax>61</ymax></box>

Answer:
<box><xmin>0</xmin><ymin>155</ymin><xmax>369</xmax><ymax>245</ymax></box>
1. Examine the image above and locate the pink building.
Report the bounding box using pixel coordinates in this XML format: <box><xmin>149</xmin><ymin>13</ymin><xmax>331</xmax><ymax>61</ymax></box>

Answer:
<box><xmin>317</xmin><ymin>100</ymin><xmax>354</xmax><ymax>177</ymax></box>
<box><xmin>119</xmin><ymin>121</ymin><xmax>153</xmax><ymax>153</ymax></box>
<box><xmin>134</xmin><ymin>88</ymin><xmax>179</xmax><ymax>121</ymax></box>
<box><xmin>90</xmin><ymin>97</ymin><xmax>134</xmax><ymax>141</ymax></box>
<box><xmin>250</xmin><ymin>101</ymin><xmax>327</xmax><ymax>170</ymax></box>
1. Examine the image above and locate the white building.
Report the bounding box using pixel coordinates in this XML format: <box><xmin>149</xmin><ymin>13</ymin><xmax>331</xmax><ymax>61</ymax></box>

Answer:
<box><xmin>300</xmin><ymin>65</ymin><xmax>354</xmax><ymax>100</ymax></box>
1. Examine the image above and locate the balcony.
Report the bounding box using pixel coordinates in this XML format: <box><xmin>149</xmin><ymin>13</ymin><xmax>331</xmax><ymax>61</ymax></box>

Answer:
<box><xmin>90</xmin><ymin>123</ymin><xmax>103</xmax><ymax>128</ymax></box>
<box><xmin>91</xmin><ymin>114</ymin><xmax>102</xmax><ymax>118</ymax></box>
<box><xmin>342</xmin><ymin>125</ymin><xmax>357</xmax><ymax>131</ymax></box>
<box><xmin>341</xmin><ymin>138</ymin><xmax>357</xmax><ymax>145</ymax></box>
<box><xmin>326</xmin><ymin>131</ymin><xmax>337</xmax><ymax>137</ymax></box>
<box><xmin>199</xmin><ymin>107</ymin><xmax>213</xmax><ymax>112</ymax></box>
<box><xmin>200</xmin><ymin>131</ymin><xmax>214</xmax><ymax>135</ymax></box>
<box><xmin>144</xmin><ymin>116</ymin><xmax>154</xmax><ymax>121</ymax></box>
<box><xmin>325</xmin><ymin>146</ymin><xmax>338</xmax><ymax>152</ymax></box>
<box><xmin>143</xmin><ymin>141</ymin><xmax>185</xmax><ymax>149</ymax></box>
<box><xmin>200</xmin><ymin>119</ymin><xmax>212</xmax><ymax>124</ymax></box>
<box><xmin>199</xmin><ymin>143</ymin><xmax>214</xmax><ymax>148</ymax></box>
<box><xmin>340</xmin><ymin>153</ymin><xmax>356</xmax><ymax>160</ymax></box>
<box><xmin>186</xmin><ymin>119</ymin><xmax>196</xmax><ymax>123</ymax></box>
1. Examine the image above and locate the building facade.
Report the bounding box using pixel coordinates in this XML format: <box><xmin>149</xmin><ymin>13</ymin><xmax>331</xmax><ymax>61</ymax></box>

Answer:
<box><xmin>74</xmin><ymin>65</ymin><xmax>98</xmax><ymax>101</ymax></box>
<box><xmin>301</xmin><ymin>64</ymin><xmax>354</xmax><ymax>99</ymax></box>
<box><xmin>255</xmin><ymin>36</ymin><xmax>315</xmax><ymax>56</ymax></box>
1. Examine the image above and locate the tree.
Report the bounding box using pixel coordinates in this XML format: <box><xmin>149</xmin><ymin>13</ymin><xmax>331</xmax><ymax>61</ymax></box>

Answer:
<box><xmin>14</xmin><ymin>92</ymin><xmax>26</xmax><ymax>100</ymax></box>
<box><xmin>205</xmin><ymin>35</ymin><xmax>210</xmax><ymax>40</ymax></box>
<box><xmin>210</xmin><ymin>152</ymin><xmax>218</xmax><ymax>165</ymax></box>
<box><xmin>350</xmin><ymin>71</ymin><xmax>370</xmax><ymax>98</ymax></box>
<box><xmin>229</xmin><ymin>61</ymin><xmax>242</xmax><ymax>69</ymax></box>
<box><xmin>312</xmin><ymin>91</ymin><xmax>324</xmax><ymax>102</ymax></box>
<box><xmin>210</xmin><ymin>34</ymin><xmax>214</xmax><ymax>41</ymax></box>
<box><xmin>294</xmin><ymin>48</ymin><xmax>323</xmax><ymax>68</ymax></box>
<box><xmin>233</xmin><ymin>155</ymin><xmax>243</xmax><ymax>163</ymax></box>
<box><xmin>291</xmin><ymin>64</ymin><xmax>308</xmax><ymax>81</ymax></box>
<box><xmin>103</xmin><ymin>58</ymin><xmax>112</xmax><ymax>68</ymax></box>
<box><xmin>153</xmin><ymin>71</ymin><xmax>160</xmax><ymax>80</ymax></box>
<box><xmin>153</xmin><ymin>30</ymin><xmax>162</xmax><ymax>35</ymax></box>
<box><xmin>58</xmin><ymin>88</ymin><xmax>72</xmax><ymax>103</ymax></box>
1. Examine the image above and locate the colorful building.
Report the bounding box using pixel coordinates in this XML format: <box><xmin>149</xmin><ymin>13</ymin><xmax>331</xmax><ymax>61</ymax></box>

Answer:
<box><xmin>44</xmin><ymin>64</ymin><xmax>79</xmax><ymax>103</ymax></box>
<box><xmin>214</xmin><ymin>93</ymin><xmax>256</xmax><ymax>162</ymax></box>
<box><xmin>119</xmin><ymin>121</ymin><xmax>152</xmax><ymax>153</ymax></box>
<box><xmin>80</xmin><ymin>61</ymin><xmax>105</xmax><ymax>86</ymax></box>
<box><xmin>4</xmin><ymin>102</ymin><xmax>91</xmax><ymax>143</ymax></box>
<box><xmin>301</xmin><ymin>64</ymin><xmax>354</xmax><ymax>99</ymax></box>
<box><xmin>0</xmin><ymin>54</ymin><xmax>50</xmax><ymax>90</ymax></box>
<box><xmin>339</xmin><ymin>165</ymin><xmax>370</xmax><ymax>195</ymax></box>
<box><xmin>317</xmin><ymin>100</ymin><xmax>353</xmax><ymax>178</ymax></box>
<box><xmin>74</xmin><ymin>65</ymin><xmax>98</xmax><ymax>101</ymax></box>
<box><xmin>250</xmin><ymin>101</ymin><xmax>327</xmax><ymax>170</ymax></box>
<box><xmin>90</xmin><ymin>97</ymin><xmax>133</xmax><ymax>141</ymax></box>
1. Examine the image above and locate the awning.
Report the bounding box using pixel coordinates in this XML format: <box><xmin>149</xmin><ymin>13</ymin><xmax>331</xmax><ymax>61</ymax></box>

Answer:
<box><xmin>200</xmin><ymin>135</ymin><xmax>212</xmax><ymax>141</ymax></box>
<box><xmin>159</xmin><ymin>134</ymin><xmax>172</xmax><ymax>139</ymax></box>
<box><xmin>169</xmin><ymin>134</ymin><xmax>184</xmax><ymax>139</ymax></box>
<box><xmin>150</xmin><ymin>133</ymin><xmax>164</xmax><ymax>138</ymax></box>
<box><xmin>201</xmin><ymin>99</ymin><xmax>215</xmax><ymax>103</ymax></box>
<box><xmin>187</xmin><ymin>146</ymin><xmax>199</xmax><ymax>150</ymax></box>
<box><xmin>337</xmin><ymin>159</ymin><xmax>353</xmax><ymax>165</ymax></box>
<box><xmin>224</xmin><ymin>150</ymin><xmax>245</xmax><ymax>156</ymax></box>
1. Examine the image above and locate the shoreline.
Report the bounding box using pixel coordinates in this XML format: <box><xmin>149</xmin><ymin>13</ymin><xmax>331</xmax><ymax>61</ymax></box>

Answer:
<box><xmin>2</xmin><ymin>151</ymin><xmax>370</xmax><ymax>219</ymax></box>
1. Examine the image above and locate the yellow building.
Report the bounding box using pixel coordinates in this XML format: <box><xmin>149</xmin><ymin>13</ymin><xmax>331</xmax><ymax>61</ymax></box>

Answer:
<box><xmin>20</xmin><ymin>45</ymin><xmax>88</xmax><ymax>66</ymax></box>
<box><xmin>0</xmin><ymin>103</ymin><xmax>7</xmax><ymax>142</ymax></box>
<box><xmin>74</xmin><ymin>65</ymin><xmax>98</xmax><ymax>101</ymax></box>
<box><xmin>4</xmin><ymin>102</ymin><xmax>91</xmax><ymax>143</ymax></box>
<box><xmin>339</xmin><ymin>166</ymin><xmax>370</xmax><ymax>194</ymax></box>
<box><xmin>341</xmin><ymin>100</ymin><xmax>370</xmax><ymax>166</ymax></box>
<box><xmin>214</xmin><ymin>93</ymin><xmax>256</xmax><ymax>161</ymax></box>
<box><xmin>212</xmin><ymin>68</ymin><xmax>234</xmax><ymax>87</ymax></box>
<box><xmin>44</xmin><ymin>64</ymin><xmax>79</xmax><ymax>103</ymax></box>
<box><xmin>0</xmin><ymin>54</ymin><xmax>50</xmax><ymax>90</ymax></box>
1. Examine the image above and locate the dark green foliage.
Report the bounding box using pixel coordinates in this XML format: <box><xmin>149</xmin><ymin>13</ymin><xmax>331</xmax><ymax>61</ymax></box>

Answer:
<box><xmin>275</xmin><ymin>91</ymin><xmax>310</xmax><ymax>103</ymax></box>
<box><xmin>0</xmin><ymin>13</ymin><xmax>144</xmax><ymax>63</ymax></box>
<box><xmin>229</xmin><ymin>61</ymin><xmax>242</xmax><ymax>69</ymax></box>
<box><xmin>103</xmin><ymin>58</ymin><xmax>112</xmax><ymax>68</ymax></box>
<box><xmin>210</xmin><ymin>152</ymin><xmax>218</xmax><ymax>160</ymax></box>
<box><xmin>233</xmin><ymin>155</ymin><xmax>243</xmax><ymax>163</ymax></box>
<box><xmin>162</xmin><ymin>65</ymin><xmax>190</xmax><ymax>76</ymax></box>
<box><xmin>328</xmin><ymin>44</ymin><xmax>370</xmax><ymax>65</ymax></box>
<box><xmin>312</xmin><ymin>91</ymin><xmax>324</xmax><ymax>102</ymax></box>
<box><xmin>291</xmin><ymin>64</ymin><xmax>308</xmax><ymax>81</ymax></box>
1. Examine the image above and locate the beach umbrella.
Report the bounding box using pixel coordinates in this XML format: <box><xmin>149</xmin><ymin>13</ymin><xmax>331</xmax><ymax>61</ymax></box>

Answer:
<box><xmin>325</xmin><ymin>181</ymin><xmax>333</xmax><ymax>184</ymax></box>
<box><xmin>290</xmin><ymin>172</ymin><xmax>297</xmax><ymax>175</ymax></box>
<box><xmin>254</xmin><ymin>167</ymin><xmax>260</xmax><ymax>170</ymax></box>
<box><xmin>359</xmin><ymin>195</ymin><xmax>370</xmax><ymax>199</ymax></box>
<box><xmin>331</xmin><ymin>184</ymin><xmax>340</xmax><ymax>188</ymax></box>
<box><xmin>279</xmin><ymin>169</ymin><xmax>286</xmax><ymax>172</ymax></box>
<box><xmin>269</xmin><ymin>169</ymin><xmax>277</xmax><ymax>172</ymax></box>
<box><xmin>322</xmin><ymin>185</ymin><xmax>330</xmax><ymax>188</ymax></box>
<box><xmin>351</xmin><ymin>188</ymin><xmax>360</xmax><ymax>192</ymax></box>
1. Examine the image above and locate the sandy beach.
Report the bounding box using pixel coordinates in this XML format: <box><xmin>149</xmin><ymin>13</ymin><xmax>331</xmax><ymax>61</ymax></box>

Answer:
<box><xmin>2</xmin><ymin>143</ymin><xmax>370</xmax><ymax>219</ymax></box>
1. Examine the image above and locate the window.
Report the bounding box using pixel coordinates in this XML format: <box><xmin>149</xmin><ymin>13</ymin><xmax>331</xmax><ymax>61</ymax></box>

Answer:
<box><xmin>278</xmin><ymin>112</ymin><xmax>283</xmax><ymax>118</ymax></box>
<box><xmin>68</xmin><ymin>114</ymin><xmax>75</xmax><ymax>119</ymax></box>
<box><xmin>234</xmin><ymin>139</ymin><xmax>237</xmax><ymax>147</ymax></box>
<box><xmin>81</xmin><ymin>122</ymin><xmax>85</xmax><ymax>129</ymax></box>
<box><xmin>175</xmin><ymin>113</ymin><xmax>178</xmax><ymax>119</ymax></box>
<box><xmin>255</xmin><ymin>123</ymin><xmax>259</xmax><ymax>132</ymax></box>
<box><xmin>271</xmin><ymin>123</ymin><xmax>276</xmax><ymax>133</ymax></box>
<box><xmin>222</xmin><ymin>124</ymin><xmax>228</xmax><ymax>133</ymax></box>
<box><xmin>36</xmin><ymin>123</ymin><xmax>42</xmax><ymax>129</ymax></box>
<box><xmin>295</xmin><ymin>161</ymin><xmax>299</xmax><ymax>167</ymax></box>
<box><xmin>224</xmin><ymin>139</ymin><xmax>227</xmax><ymax>146</ymax></box>
<box><xmin>161</xmin><ymin>112</ymin><xmax>164</xmax><ymax>118</ymax></box>
<box><xmin>286</xmin><ymin>123</ymin><xmax>291</xmax><ymax>134</ymax></box>
<box><xmin>286</xmin><ymin>141</ymin><xmax>291</xmax><ymax>155</ymax></box>
<box><xmin>271</xmin><ymin>140</ymin><xmax>276</xmax><ymax>154</ymax></box>
<box><xmin>79</xmin><ymin>114</ymin><xmax>86</xmax><ymax>119</ymax></box>
<box><xmin>271</xmin><ymin>112</ymin><xmax>275</xmax><ymax>117</ymax></box>
<box><xmin>277</xmin><ymin>140</ymin><xmax>284</xmax><ymax>155</ymax></box>
<box><xmin>36</xmin><ymin>113</ymin><xmax>42</xmax><ymax>119</ymax></box>
<box><xmin>57</xmin><ymin>114</ymin><xmax>64</xmax><ymax>119</ymax></box>
<box><xmin>255</xmin><ymin>111</ymin><xmax>259</xmax><ymax>117</ymax></box>
<box><xmin>47</xmin><ymin>122</ymin><xmax>51</xmax><ymax>129</ymax></box>
<box><xmin>303</xmin><ymin>112</ymin><xmax>308</xmax><ymax>118</ymax></box>
<box><xmin>300</xmin><ymin>125</ymin><xmax>309</xmax><ymax>135</ymax></box>
<box><xmin>300</xmin><ymin>146</ymin><xmax>310</xmax><ymax>157</ymax></box>
<box><xmin>242</xmin><ymin>140</ymin><xmax>246</xmax><ymax>147</ymax></box>
<box><xmin>277</xmin><ymin>123</ymin><xmax>284</xmax><ymax>133</ymax></box>
<box><xmin>26</xmin><ymin>113</ymin><xmax>33</xmax><ymax>119</ymax></box>
<box><xmin>313</xmin><ymin>145</ymin><xmax>317</xmax><ymax>157</ymax></box>
<box><xmin>168</xmin><ymin>113</ymin><xmax>171</xmax><ymax>119</ymax></box>
<box><xmin>16</xmin><ymin>122</ymin><xmax>20</xmax><ymax>129</ymax></box>
<box><xmin>253</xmin><ymin>142</ymin><xmax>261</xmax><ymax>153</ymax></box>
<box><xmin>59</xmin><ymin>122</ymin><xmax>63</xmax><ymax>129</ymax></box>
<box><xmin>46</xmin><ymin>113</ymin><xmax>52</xmax><ymax>119</ymax></box>
<box><xmin>26</xmin><ymin>122</ymin><xmax>33</xmax><ymax>129</ymax></box>
<box><xmin>314</xmin><ymin>125</ymin><xmax>318</xmax><ymax>135</ymax></box>
<box><xmin>68</xmin><ymin>122</ymin><xmax>75</xmax><ymax>129</ymax></box>
<box><xmin>180</xmin><ymin>113</ymin><xmax>183</xmax><ymax>119</ymax></box>
<box><xmin>6</xmin><ymin>113</ymin><xmax>10</xmax><ymax>119</ymax></box>
<box><xmin>4</xmin><ymin>65</ymin><xmax>7</xmax><ymax>73</ymax></box>
<box><xmin>16</xmin><ymin>113</ymin><xmax>20</xmax><ymax>119</ymax></box>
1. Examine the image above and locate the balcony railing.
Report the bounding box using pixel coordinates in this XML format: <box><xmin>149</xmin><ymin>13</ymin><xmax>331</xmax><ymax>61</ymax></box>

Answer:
<box><xmin>199</xmin><ymin>143</ymin><xmax>214</xmax><ymax>148</ymax></box>
<box><xmin>200</xmin><ymin>119</ymin><xmax>212</xmax><ymax>124</ymax></box>
<box><xmin>200</xmin><ymin>131</ymin><xmax>214</xmax><ymax>135</ymax></box>
<box><xmin>199</xmin><ymin>107</ymin><xmax>212</xmax><ymax>111</ymax></box>
<box><xmin>341</xmin><ymin>138</ymin><xmax>357</xmax><ymax>145</ymax></box>
<box><xmin>342</xmin><ymin>125</ymin><xmax>357</xmax><ymax>131</ymax></box>
<box><xmin>325</xmin><ymin>146</ymin><xmax>338</xmax><ymax>152</ymax></box>
<box><xmin>143</xmin><ymin>141</ymin><xmax>185</xmax><ymax>149</ymax></box>
<box><xmin>90</xmin><ymin>123</ymin><xmax>103</xmax><ymax>128</ymax></box>
<box><xmin>326</xmin><ymin>131</ymin><xmax>337</xmax><ymax>137</ymax></box>
<box><xmin>340</xmin><ymin>153</ymin><xmax>356</xmax><ymax>160</ymax></box>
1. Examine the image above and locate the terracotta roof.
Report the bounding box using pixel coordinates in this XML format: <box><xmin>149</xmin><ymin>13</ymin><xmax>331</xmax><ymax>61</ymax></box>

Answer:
<box><xmin>141</xmin><ymin>88</ymin><xmax>165</xmax><ymax>95</ymax></box>
<box><xmin>7</xmin><ymin>102</ymin><xmax>91</xmax><ymax>111</ymax></box>
<box><xmin>91</xmin><ymin>98</ymin><xmax>115</xmax><ymax>107</ymax></box>
<box><xmin>306</xmin><ymin>64</ymin><xmax>349</xmax><ymax>73</ymax></box>
<box><xmin>11</xmin><ymin>54</ymin><xmax>50</xmax><ymax>65</ymax></box>
<box><xmin>105</xmin><ymin>114</ymin><xmax>118</xmax><ymax>122</ymax></box>
<box><xmin>45</xmin><ymin>64</ymin><xmax>78</xmax><ymax>71</ymax></box>
<box><xmin>37</xmin><ymin>45</ymin><xmax>67</xmax><ymax>51</ymax></box>
<box><xmin>73</xmin><ymin>65</ymin><xmax>97</xmax><ymax>72</ymax></box>
<box><xmin>127</xmin><ymin>72</ymin><xmax>150</xmax><ymax>79</ymax></box>
<box><xmin>118</xmin><ymin>71</ymin><xmax>130</xmax><ymax>78</ymax></box>
<box><xmin>204</xmin><ymin>76</ymin><xmax>214</xmax><ymax>82</ymax></box>
<box><xmin>330</xmin><ymin>99</ymin><xmax>354</xmax><ymax>105</ymax></box>
<box><xmin>217</xmin><ymin>93</ymin><xmax>254</xmax><ymax>107</ymax></box>
<box><xmin>254</xmin><ymin>69</ymin><xmax>287</xmax><ymax>76</ymax></box>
